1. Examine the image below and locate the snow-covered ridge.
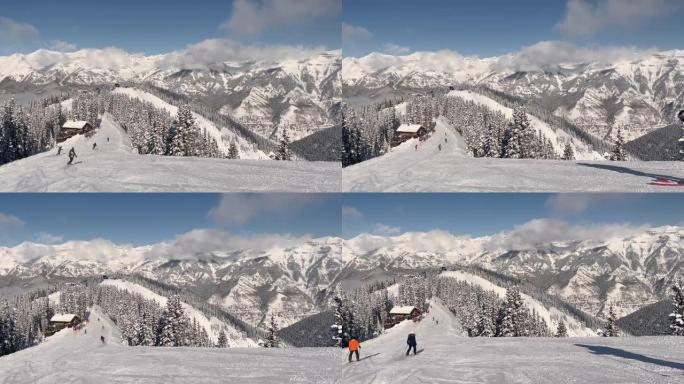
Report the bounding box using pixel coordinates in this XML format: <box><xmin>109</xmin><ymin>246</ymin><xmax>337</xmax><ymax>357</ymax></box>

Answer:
<box><xmin>101</xmin><ymin>279</ymin><xmax>256</xmax><ymax>347</ymax></box>
<box><xmin>112</xmin><ymin>87</ymin><xmax>267</xmax><ymax>159</ymax></box>
<box><xmin>344</xmin><ymin>49</ymin><xmax>684</xmax><ymax>140</ymax></box>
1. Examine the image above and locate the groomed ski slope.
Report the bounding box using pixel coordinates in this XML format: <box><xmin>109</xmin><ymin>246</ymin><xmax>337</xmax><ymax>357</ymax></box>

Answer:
<box><xmin>1</xmin><ymin>301</ymin><xmax>683</xmax><ymax>383</ymax></box>
<box><xmin>342</xmin><ymin>119</ymin><xmax>684</xmax><ymax>192</ymax></box>
<box><xmin>0</xmin><ymin>115</ymin><xmax>340</xmax><ymax>192</ymax></box>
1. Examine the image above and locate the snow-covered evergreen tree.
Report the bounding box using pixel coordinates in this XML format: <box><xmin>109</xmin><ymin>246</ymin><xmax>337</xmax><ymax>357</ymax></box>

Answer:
<box><xmin>275</xmin><ymin>126</ymin><xmax>292</xmax><ymax>161</ymax></box>
<box><xmin>562</xmin><ymin>143</ymin><xmax>575</xmax><ymax>160</ymax></box>
<box><xmin>603</xmin><ymin>304</ymin><xmax>620</xmax><ymax>337</ymax></box>
<box><xmin>669</xmin><ymin>279</ymin><xmax>684</xmax><ymax>336</ymax></box>
<box><xmin>217</xmin><ymin>330</ymin><xmax>228</xmax><ymax>348</ymax></box>
<box><xmin>556</xmin><ymin>321</ymin><xmax>568</xmax><ymax>337</ymax></box>
<box><xmin>610</xmin><ymin>127</ymin><xmax>626</xmax><ymax>161</ymax></box>
<box><xmin>500</xmin><ymin>287</ymin><xmax>528</xmax><ymax>337</ymax></box>
<box><xmin>265</xmin><ymin>314</ymin><xmax>280</xmax><ymax>348</ymax></box>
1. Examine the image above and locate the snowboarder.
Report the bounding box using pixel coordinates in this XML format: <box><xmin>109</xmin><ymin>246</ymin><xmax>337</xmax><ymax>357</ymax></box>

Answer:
<box><xmin>93</xmin><ymin>142</ymin><xmax>97</xmax><ymax>150</ymax></box>
<box><xmin>348</xmin><ymin>337</ymin><xmax>361</xmax><ymax>362</ymax></box>
<box><xmin>100</xmin><ymin>336</ymin><xmax>105</xmax><ymax>344</ymax></box>
<box><xmin>406</xmin><ymin>333</ymin><xmax>417</xmax><ymax>356</ymax></box>
<box><xmin>57</xmin><ymin>146</ymin><xmax>63</xmax><ymax>155</ymax></box>
<box><xmin>67</xmin><ymin>148</ymin><xmax>77</xmax><ymax>165</ymax></box>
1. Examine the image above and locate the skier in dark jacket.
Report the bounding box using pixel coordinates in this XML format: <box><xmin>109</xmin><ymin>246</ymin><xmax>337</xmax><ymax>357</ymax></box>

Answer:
<box><xmin>406</xmin><ymin>333</ymin><xmax>417</xmax><ymax>356</ymax></box>
<box><xmin>100</xmin><ymin>336</ymin><xmax>105</xmax><ymax>344</ymax></box>
<box><xmin>92</xmin><ymin>142</ymin><xmax>97</xmax><ymax>150</ymax></box>
<box><xmin>57</xmin><ymin>146</ymin><xmax>63</xmax><ymax>155</ymax></box>
<box><xmin>67</xmin><ymin>148</ymin><xmax>77</xmax><ymax>165</ymax></box>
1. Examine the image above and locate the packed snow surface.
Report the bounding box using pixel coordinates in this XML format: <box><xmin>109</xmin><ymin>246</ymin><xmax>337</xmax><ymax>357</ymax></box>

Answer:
<box><xmin>1</xmin><ymin>301</ymin><xmax>683</xmax><ymax>383</ymax></box>
<box><xmin>342</xmin><ymin>119</ymin><xmax>684</xmax><ymax>192</ymax></box>
<box><xmin>0</xmin><ymin>115</ymin><xmax>340</xmax><ymax>192</ymax></box>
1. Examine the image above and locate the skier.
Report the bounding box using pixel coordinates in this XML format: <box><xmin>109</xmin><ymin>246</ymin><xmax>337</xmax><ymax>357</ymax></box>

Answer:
<box><xmin>445</xmin><ymin>138</ymin><xmax>448</xmax><ymax>144</ymax></box>
<box><xmin>438</xmin><ymin>143</ymin><xmax>442</xmax><ymax>151</ymax></box>
<box><xmin>84</xmin><ymin>329</ymin><xmax>87</xmax><ymax>335</ymax></box>
<box><xmin>100</xmin><ymin>336</ymin><xmax>105</xmax><ymax>344</ymax></box>
<box><xmin>406</xmin><ymin>333</ymin><xmax>417</xmax><ymax>356</ymax></box>
<box><xmin>93</xmin><ymin>142</ymin><xmax>97</xmax><ymax>150</ymax></box>
<box><xmin>107</xmin><ymin>137</ymin><xmax>110</xmax><ymax>143</ymax></box>
<box><xmin>57</xmin><ymin>146</ymin><xmax>63</xmax><ymax>155</ymax></box>
<box><xmin>415</xmin><ymin>144</ymin><xmax>418</xmax><ymax>151</ymax></box>
<box><xmin>67</xmin><ymin>148</ymin><xmax>77</xmax><ymax>165</ymax></box>
<box><xmin>347</xmin><ymin>337</ymin><xmax>361</xmax><ymax>362</ymax></box>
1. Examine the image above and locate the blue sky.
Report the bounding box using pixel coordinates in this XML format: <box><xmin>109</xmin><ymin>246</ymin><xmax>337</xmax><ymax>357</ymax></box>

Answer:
<box><xmin>343</xmin><ymin>0</ymin><xmax>684</xmax><ymax>57</ymax></box>
<box><xmin>342</xmin><ymin>193</ymin><xmax>684</xmax><ymax>238</ymax></box>
<box><xmin>0</xmin><ymin>0</ymin><xmax>340</xmax><ymax>55</ymax></box>
<box><xmin>0</xmin><ymin>194</ymin><xmax>341</xmax><ymax>246</ymax></box>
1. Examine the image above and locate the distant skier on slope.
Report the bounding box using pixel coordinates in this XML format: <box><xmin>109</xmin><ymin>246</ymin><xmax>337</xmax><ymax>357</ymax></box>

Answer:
<box><xmin>57</xmin><ymin>146</ymin><xmax>63</xmax><ymax>155</ymax></box>
<box><xmin>100</xmin><ymin>336</ymin><xmax>105</xmax><ymax>344</ymax></box>
<box><xmin>438</xmin><ymin>144</ymin><xmax>442</xmax><ymax>151</ymax></box>
<box><xmin>67</xmin><ymin>148</ymin><xmax>77</xmax><ymax>165</ymax></box>
<box><xmin>415</xmin><ymin>144</ymin><xmax>418</xmax><ymax>151</ymax></box>
<box><xmin>406</xmin><ymin>333</ymin><xmax>417</xmax><ymax>356</ymax></box>
<box><xmin>348</xmin><ymin>337</ymin><xmax>361</xmax><ymax>362</ymax></box>
<box><xmin>93</xmin><ymin>142</ymin><xmax>97</xmax><ymax>151</ymax></box>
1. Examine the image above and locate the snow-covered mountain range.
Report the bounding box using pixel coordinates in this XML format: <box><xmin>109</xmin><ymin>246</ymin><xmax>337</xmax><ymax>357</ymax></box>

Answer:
<box><xmin>1</xmin><ymin>225</ymin><xmax>681</xmax><ymax>324</ymax></box>
<box><xmin>343</xmin><ymin>50</ymin><xmax>684</xmax><ymax>141</ymax></box>
<box><xmin>0</xmin><ymin>48</ymin><xmax>341</xmax><ymax>142</ymax></box>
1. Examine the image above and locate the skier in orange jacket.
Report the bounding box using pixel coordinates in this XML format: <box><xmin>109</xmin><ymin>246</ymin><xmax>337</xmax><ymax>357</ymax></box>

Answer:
<box><xmin>348</xmin><ymin>338</ymin><xmax>361</xmax><ymax>362</ymax></box>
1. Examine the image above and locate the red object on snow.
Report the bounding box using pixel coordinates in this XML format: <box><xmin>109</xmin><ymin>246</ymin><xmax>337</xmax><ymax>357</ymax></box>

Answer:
<box><xmin>649</xmin><ymin>178</ymin><xmax>683</xmax><ymax>187</ymax></box>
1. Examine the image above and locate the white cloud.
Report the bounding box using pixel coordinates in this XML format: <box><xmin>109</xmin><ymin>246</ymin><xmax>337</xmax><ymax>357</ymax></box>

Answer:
<box><xmin>0</xmin><ymin>213</ymin><xmax>24</xmax><ymax>232</ymax></box>
<box><xmin>555</xmin><ymin>0</ymin><xmax>680</xmax><ymax>37</ymax></box>
<box><xmin>493</xmin><ymin>41</ymin><xmax>657</xmax><ymax>72</ymax></box>
<box><xmin>545</xmin><ymin>193</ymin><xmax>641</xmax><ymax>215</ymax></box>
<box><xmin>341</xmin><ymin>206</ymin><xmax>363</xmax><ymax>220</ymax></box>
<box><xmin>0</xmin><ymin>17</ymin><xmax>38</xmax><ymax>44</ymax></box>
<box><xmin>146</xmin><ymin>229</ymin><xmax>312</xmax><ymax>260</ymax></box>
<box><xmin>222</xmin><ymin>0</ymin><xmax>340</xmax><ymax>35</ymax></box>
<box><xmin>383</xmin><ymin>43</ymin><xmax>411</xmax><ymax>55</ymax></box>
<box><xmin>208</xmin><ymin>193</ymin><xmax>328</xmax><ymax>226</ymax></box>
<box><xmin>162</xmin><ymin>38</ymin><xmax>330</xmax><ymax>70</ymax></box>
<box><xmin>373</xmin><ymin>223</ymin><xmax>401</xmax><ymax>236</ymax></box>
<box><xmin>342</xmin><ymin>23</ymin><xmax>372</xmax><ymax>43</ymax></box>
<box><xmin>49</xmin><ymin>40</ymin><xmax>77</xmax><ymax>52</ymax></box>
<box><xmin>35</xmin><ymin>232</ymin><xmax>64</xmax><ymax>244</ymax></box>
<box><xmin>485</xmin><ymin>219</ymin><xmax>649</xmax><ymax>251</ymax></box>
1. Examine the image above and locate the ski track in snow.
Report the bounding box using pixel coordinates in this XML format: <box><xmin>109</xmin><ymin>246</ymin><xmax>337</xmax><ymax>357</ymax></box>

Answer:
<box><xmin>0</xmin><ymin>114</ymin><xmax>340</xmax><ymax>192</ymax></box>
<box><xmin>342</xmin><ymin>119</ymin><xmax>684</xmax><ymax>192</ymax></box>
<box><xmin>1</xmin><ymin>301</ymin><xmax>683</xmax><ymax>383</ymax></box>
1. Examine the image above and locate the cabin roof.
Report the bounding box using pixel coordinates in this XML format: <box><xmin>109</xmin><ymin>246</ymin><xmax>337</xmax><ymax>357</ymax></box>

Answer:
<box><xmin>50</xmin><ymin>314</ymin><xmax>78</xmax><ymax>323</ymax></box>
<box><xmin>389</xmin><ymin>306</ymin><xmax>418</xmax><ymax>315</ymax></box>
<box><xmin>396</xmin><ymin>124</ymin><xmax>424</xmax><ymax>133</ymax></box>
<box><xmin>62</xmin><ymin>121</ymin><xmax>90</xmax><ymax>129</ymax></box>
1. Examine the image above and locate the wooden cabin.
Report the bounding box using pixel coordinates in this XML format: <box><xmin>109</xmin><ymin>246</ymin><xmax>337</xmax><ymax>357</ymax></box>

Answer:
<box><xmin>391</xmin><ymin>124</ymin><xmax>428</xmax><ymax>147</ymax></box>
<box><xmin>384</xmin><ymin>306</ymin><xmax>422</xmax><ymax>329</ymax></box>
<box><xmin>47</xmin><ymin>314</ymin><xmax>81</xmax><ymax>336</ymax></box>
<box><xmin>57</xmin><ymin>121</ymin><xmax>94</xmax><ymax>143</ymax></box>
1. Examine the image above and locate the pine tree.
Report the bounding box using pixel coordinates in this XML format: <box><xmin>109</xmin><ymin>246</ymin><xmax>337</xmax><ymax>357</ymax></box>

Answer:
<box><xmin>678</xmin><ymin>109</ymin><xmax>684</xmax><ymax>160</ymax></box>
<box><xmin>265</xmin><ymin>314</ymin><xmax>280</xmax><ymax>348</ymax></box>
<box><xmin>476</xmin><ymin>302</ymin><xmax>496</xmax><ymax>337</ymax></box>
<box><xmin>610</xmin><ymin>127</ymin><xmax>626</xmax><ymax>161</ymax></box>
<box><xmin>228</xmin><ymin>141</ymin><xmax>240</xmax><ymax>159</ymax></box>
<box><xmin>562</xmin><ymin>143</ymin><xmax>575</xmax><ymax>160</ymax></box>
<box><xmin>503</xmin><ymin>108</ymin><xmax>531</xmax><ymax>159</ymax></box>
<box><xmin>603</xmin><ymin>304</ymin><xmax>620</xmax><ymax>337</ymax></box>
<box><xmin>275</xmin><ymin>126</ymin><xmax>292</xmax><ymax>161</ymax></box>
<box><xmin>500</xmin><ymin>287</ymin><xmax>527</xmax><ymax>337</ymax></box>
<box><xmin>669</xmin><ymin>279</ymin><xmax>684</xmax><ymax>336</ymax></box>
<box><xmin>555</xmin><ymin>321</ymin><xmax>568</xmax><ymax>337</ymax></box>
<box><xmin>217</xmin><ymin>330</ymin><xmax>228</xmax><ymax>348</ymax></box>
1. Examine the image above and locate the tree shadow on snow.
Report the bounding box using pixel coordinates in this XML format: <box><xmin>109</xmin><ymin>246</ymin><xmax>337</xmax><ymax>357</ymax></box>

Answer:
<box><xmin>575</xmin><ymin>344</ymin><xmax>684</xmax><ymax>370</ymax></box>
<box><xmin>576</xmin><ymin>163</ymin><xmax>684</xmax><ymax>185</ymax></box>
<box><xmin>358</xmin><ymin>353</ymin><xmax>381</xmax><ymax>362</ymax></box>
